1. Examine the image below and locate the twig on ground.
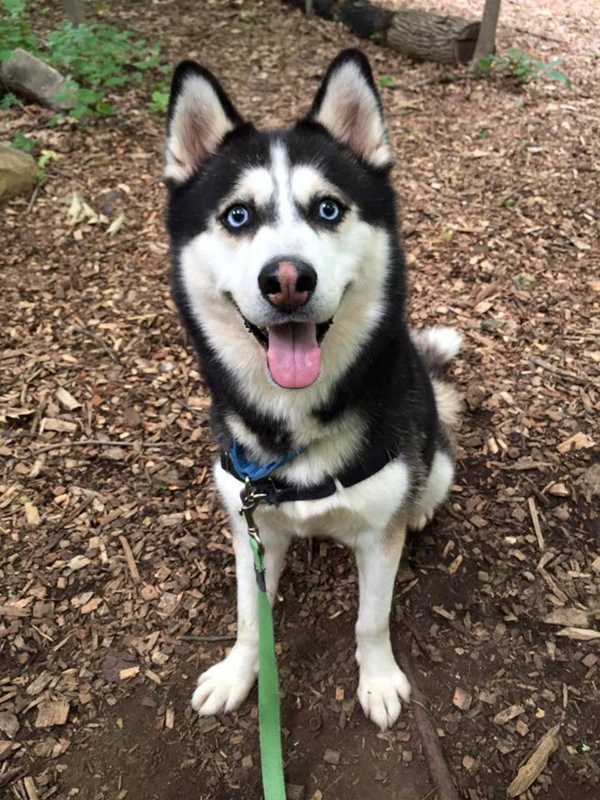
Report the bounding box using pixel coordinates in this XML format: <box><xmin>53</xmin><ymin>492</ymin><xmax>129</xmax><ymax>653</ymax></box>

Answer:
<box><xmin>528</xmin><ymin>496</ymin><xmax>545</xmax><ymax>551</ymax></box>
<box><xmin>529</xmin><ymin>357</ymin><xmax>600</xmax><ymax>388</ymax></box>
<box><xmin>513</xmin><ymin>26</ymin><xmax>563</xmax><ymax>43</ymax></box>
<box><xmin>399</xmin><ymin>646</ymin><xmax>461</xmax><ymax>800</ymax></box>
<box><xmin>120</xmin><ymin>535</ymin><xmax>141</xmax><ymax>583</ymax></box>
<box><xmin>180</xmin><ymin>634</ymin><xmax>236</xmax><ymax>643</ymax></box>
<box><xmin>32</xmin><ymin>439</ymin><xmax>170</xmax><ymax>454</ymax></box>
<box><xmin>73</xmin><ymin>325</ymin><xmax>120</xmax><ymax>363</ymax></box>
<box><xmin>26</xmin><ymin>182</ymin><xmax>41</xmax><ymax>214</ymax></box>
<box><xmin>0</xmin><ymin>767</ymin><xmax>26</xmax><ymax>789</ymax></box>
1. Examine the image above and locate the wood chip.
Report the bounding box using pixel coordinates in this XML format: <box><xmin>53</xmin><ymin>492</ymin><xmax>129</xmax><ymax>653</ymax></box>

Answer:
<box><xmin>494</xmin><ymin>704</ymin><xmax>525</xmax><ymax>725</ymax></box>
<box><xmin>35</xmin><ymin>700</ymin><xmax>70</xmax><ymax>729</ymax></box>
<box><xmin>527</xmin><ymin>497</ymin><xmax>544</xmax><ymax>551</ymax></box>
<box><xmin>543</xmin><ymin>608</ymin><xmax>588</xmax><ymax>627</ymax></box>
<box><xmin>556</xmin><ymin>627</ymin><xmax>600</xmax><ymax>641</ymax></box>
<box><xmin>119</xmin><ymin>535</ymin><xmax>141</xmax><ymax>582</ymax></box>
<box><xmin>24</xmin><ymin>502</ymin><xmax>40</xmax><ymax>528</ymax></box>
<box><xmin>0</xmin><ymin>713</ymin><xmax>19</xmax><ymax>739</ymax></box>
<box><xmin>506</xmin><ymin>724</ymin><xmax>560</xmax><ymax>797</ymax></box>
<box><xmin>23</xmin><ymin>776</ymin><xmax>40</xmax><ymax>800</ymax></box>
<box><xmin>323</xmin><ymin>748</ymin><xmax>340</xmax><ymax>765</ymax></box>
<box><xmin>119</xmin><ymin>666</ymin><xmax>140</xmax><ymax>681</ymax></box>
<box><xmin>557</xmin><ymin>432</ymin><xmax>595</xmax><ymax>454</ymax></box>
<box><xmin>165</xmin><ymin>705</ymin><xmax>175</xmax><ymax>729</ymax></box>
<box><xmin>0</xmin><ymin>740</ymin><xmax>15</xmax><ymax>762</ymax></box>
<box><xmin>453</xmin><ymin>687</ymin><xmax>472</xmax><ymax>711</ymax></box>
<box><xmin>56</xmin><ymin>387</ymin><xmax>81</xmax><ymax>410</ymax></box>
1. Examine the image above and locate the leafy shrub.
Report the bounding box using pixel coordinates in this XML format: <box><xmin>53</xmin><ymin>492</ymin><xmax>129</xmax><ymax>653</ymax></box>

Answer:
<box><xmin>148</xmin><ymin>87</ymin><xmax>169</xmax><ymax>114</ymax></box>
<box><xmin>477</xmin><ymin>48</ymin><xmax>572</xmax><ymax>88</ymax></box>
<box><xmin>1</xmin><ymin>0</ymin><xmax>164</xmax><ymax>119</ymax></box>
<box><xmin>0</xmin><ymin>0</ymin><xmax>38</xmax><ymax>61</ymax></box>
<box><xmin>48</xmin><ymin>22</ymin><xmax>161</xmax><ymax>118</ymax></box>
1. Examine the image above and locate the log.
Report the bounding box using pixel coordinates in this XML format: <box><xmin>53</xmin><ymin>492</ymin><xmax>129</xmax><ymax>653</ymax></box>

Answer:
<box><xmin>387</xmin><ymin>10</ymin><xmax>480</xmax><ymax>65</ymax></box>
<box><xmin>283</xmin><ymin>1</ymin><xmax>481</xmax><ymax>66</ymax></box>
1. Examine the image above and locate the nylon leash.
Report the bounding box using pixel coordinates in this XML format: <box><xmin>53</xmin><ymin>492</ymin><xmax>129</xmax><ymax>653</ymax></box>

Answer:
<box><xmin>240</xmin><ymin>478</ymin><xmax>287</xmax><ymax>800</ymax></box>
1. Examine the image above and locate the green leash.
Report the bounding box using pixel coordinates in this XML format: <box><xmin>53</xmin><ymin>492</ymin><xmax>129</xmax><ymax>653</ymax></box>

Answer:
<box><xmin>241</xmin><ymin>480</ymin><xmax>287</xmax><ymax>800</ymax></box>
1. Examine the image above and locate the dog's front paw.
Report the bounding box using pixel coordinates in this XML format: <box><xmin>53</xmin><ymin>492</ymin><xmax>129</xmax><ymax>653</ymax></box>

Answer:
<box><xmin>356</xmin><ymin>652</ymin><xmax>411</xmax><ymax>730</ymax></box>
<box><xmin>407</xmin><ymin>510</ymin><xmax>434</xmax><ymax>532</ymax></box>
<box><xmin>191</xmin><ymin>644</ymin><xmax>258</xmax><ymax>716</ymax></box>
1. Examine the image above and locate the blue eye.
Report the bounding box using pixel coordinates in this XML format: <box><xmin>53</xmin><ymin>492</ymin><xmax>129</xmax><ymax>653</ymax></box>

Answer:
<box><xmin>224</xmin><ymin>204</ymin><xmax>251</xmax><ymax>230</ymax></box>
<box><xmin>318</xmin><ymin>198</ymin><xmax>342</xmax><ymax>223</ymax></box>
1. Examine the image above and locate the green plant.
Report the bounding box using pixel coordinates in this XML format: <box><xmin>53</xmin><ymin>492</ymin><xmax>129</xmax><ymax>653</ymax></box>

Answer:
<box><xmin>0</xmin><ymin>0</ymin><xmax>38</xmax><ymax>61</ymax></box>
<box><xmin>148</xmin><ymin>86</ymin><xmax>169</xmax><ymax>114</ymax></box>
<box><xmin>11</xmin><ymin>130</ymin><xmax>39</xmax><ymax>153</ymax></box>
<box><xmin>0</xmin><ymin>91</ymin><xmax>22</xmax><ymax>108</ymax></box>
<box><xmin>1</xmin><ymin>1</ymin><xmax>164</xmax><ymax>120</ymax></box>
<box><xmin>477</xmin><ymin>48</ymin><xmax>572</xmax><ymax>88</ymax></box>
<box><xmin>36</xmin><ymin>149</ymin><xmax>59</xmax><ymax>183</ymax></box>
<box><xmin>48</xmin><ymin>22</ymin><xmax>161</xmax><ymax>119</ymax></box>
<box><xmin>378</xmin><ymin>74</ymin><xmax>395</xmax><ymax>88</ymax></box>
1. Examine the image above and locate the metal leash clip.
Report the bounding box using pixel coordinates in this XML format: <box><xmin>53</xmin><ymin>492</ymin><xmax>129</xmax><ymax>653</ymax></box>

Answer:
<box><xmin>239</xmin><ymin>477</ymin><xmax>268</xmax><ymax>551</ymax></box>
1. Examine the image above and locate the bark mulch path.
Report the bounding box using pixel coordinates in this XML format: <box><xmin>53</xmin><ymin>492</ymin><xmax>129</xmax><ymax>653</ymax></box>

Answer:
<box><xmin>1</xmin><ymin>1</ymin><xmax>599</xmax><ymax>798</ymax></box>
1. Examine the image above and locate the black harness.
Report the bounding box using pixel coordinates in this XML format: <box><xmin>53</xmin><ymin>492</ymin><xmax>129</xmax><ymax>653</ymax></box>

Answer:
<box><xmin>220</xmin><ymin>445</ymin><xmax>398</xmax><ymax>505</ymax></box>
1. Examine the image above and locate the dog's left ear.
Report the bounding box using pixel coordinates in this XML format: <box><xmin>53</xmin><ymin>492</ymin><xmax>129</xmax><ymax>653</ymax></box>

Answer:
<box><xmin>165</xmin><ymin>60</ymin><xmax>245</xmax><ymax>184</ymax></box>
<box><xmin>307</xmin><ymin>49</ymin><xmax>392</xmax><ymax>170</ymax></box>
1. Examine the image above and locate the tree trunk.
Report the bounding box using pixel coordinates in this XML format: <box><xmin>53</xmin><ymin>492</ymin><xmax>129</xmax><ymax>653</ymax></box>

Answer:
<box><xmin>282</xmin><ymin>1</ymin><xmax>480</xmax><ymax>66</ymax></box>
<box><xmin>387</xmin><ymin>10</ymin><xmax>480</xmax><ymax>65</ymax></box>
<box><xmin>63</xmin><ymin>0</ymin><xmax>85</xmax><ymax>26</ymax></box>
<box><xmin>472</xmin><ymin>0</ymin><xmax>502</xmax><ymax>63</ymax></box>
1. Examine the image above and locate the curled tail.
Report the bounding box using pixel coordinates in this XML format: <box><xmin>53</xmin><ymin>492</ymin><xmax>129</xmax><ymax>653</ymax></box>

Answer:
<box><xmin>412</xmin><ymin>326</ymin><xmax>462</xmax><ymax>435</ymax></box>
<box><xmin>411</xmin><ymin>326</ymin><xmax>462</xmax><ymax>374</ymax></box>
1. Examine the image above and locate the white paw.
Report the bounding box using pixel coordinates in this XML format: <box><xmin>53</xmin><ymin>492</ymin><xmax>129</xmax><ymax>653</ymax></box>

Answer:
<box><xmin>356</xmin><ymin>648</ymin><xmax>411</xmax><ymax>730</ymax></box>
<box><xmin>408</xmin><ymin>510</ymin><xmax>433</xmax><ymax>532</ymax></box>
<box><xmin>191</xmin><ymin>644</ymin><xmax>257</xmax><ymax>716</ymax></box>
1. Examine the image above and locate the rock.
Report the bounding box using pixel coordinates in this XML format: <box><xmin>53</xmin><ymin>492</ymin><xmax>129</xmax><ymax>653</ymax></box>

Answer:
<box><xmin>1</xmin><ymin>49</ymin><xmax>77</xmax><ymax>110</ymax></box>
<box><xmin>0</xmin><ymin>144</ymin><xmax>37</xmax><ymax>201</ymax></box>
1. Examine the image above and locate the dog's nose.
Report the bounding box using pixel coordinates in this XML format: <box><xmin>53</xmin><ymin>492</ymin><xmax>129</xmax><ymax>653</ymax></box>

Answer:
<box><xmin>258</xmin><ymin>258</ymin><xmax>317</xmax><ymax>311</ymax></box>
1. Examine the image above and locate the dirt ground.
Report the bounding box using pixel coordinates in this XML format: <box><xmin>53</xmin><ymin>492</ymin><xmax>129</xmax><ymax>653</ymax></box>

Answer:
<box><xmin>1</xmin><ymin>1</ymin><xmax>599</xmax><ymax>798</ymax></box>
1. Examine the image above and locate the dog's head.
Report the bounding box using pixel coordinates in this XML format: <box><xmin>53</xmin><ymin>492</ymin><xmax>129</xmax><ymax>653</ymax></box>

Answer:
<box><xmin>166</xmin><ymin>50</ymin><xmax>401</xmax><ymax>395</ymax></box>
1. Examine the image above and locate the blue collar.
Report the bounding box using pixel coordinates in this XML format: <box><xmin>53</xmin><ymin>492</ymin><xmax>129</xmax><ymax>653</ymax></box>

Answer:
<box><xmin>229</xmin><ymin>440</ymin><xmax>304</xmax><ymax>482</ymax></box>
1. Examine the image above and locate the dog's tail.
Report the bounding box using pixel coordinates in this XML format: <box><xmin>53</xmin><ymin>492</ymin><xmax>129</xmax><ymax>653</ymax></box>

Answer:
<box><xmin>412</xmin><ymin>326</ymin><xmax>462</xmax><ymax>435</ymax></box>
<box><xmin>411</xmin><ymin>326</ymin><xmax>462</xmax><ymax>374</ymax></box>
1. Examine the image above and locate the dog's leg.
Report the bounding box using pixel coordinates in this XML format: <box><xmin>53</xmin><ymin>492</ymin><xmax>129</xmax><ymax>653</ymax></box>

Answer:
<box><xmin>407</xmin><ymin>448</ymin><xmax>454</xmax><ymax>531</ymax></box>
<box><xmin>353</xmin><ymin>521</ymin><xmax>410</xmax><ymax>730</ymax></box>
<box><xmin>191</xmin><ymin>515</ymin><xmax>290</xmax><ymax>716</ymax></box>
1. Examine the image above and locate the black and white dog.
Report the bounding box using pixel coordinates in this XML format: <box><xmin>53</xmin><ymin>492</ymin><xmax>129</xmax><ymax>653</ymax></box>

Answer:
<box><xmin>165</xmin><ymin>49</ymin><xmax>461</xmax><ymax>731</ymax></box>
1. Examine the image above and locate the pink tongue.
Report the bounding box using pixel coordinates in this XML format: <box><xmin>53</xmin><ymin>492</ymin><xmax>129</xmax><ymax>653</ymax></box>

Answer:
<box><xmin>267</xmin><ymin>322</ymin><xmax>321</xmax><ymax>388</ymax></box>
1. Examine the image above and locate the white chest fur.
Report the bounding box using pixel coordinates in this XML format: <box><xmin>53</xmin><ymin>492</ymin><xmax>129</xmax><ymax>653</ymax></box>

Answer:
<box><xmin>215</xmin><ymin>457</ymin><xmax>411</xmax><ymax>546</ymax></box>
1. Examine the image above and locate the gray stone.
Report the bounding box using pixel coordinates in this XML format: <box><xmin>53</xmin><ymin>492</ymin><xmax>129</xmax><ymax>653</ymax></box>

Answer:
<box><xmin>0</xmin><ymin>145</ymin><xmax>37</xmax><ymax>201</ymax></box>
<box><xmin>1</xmin><ymin>49</ymin><xmax>77</xmax><ymax>110</ymax></box>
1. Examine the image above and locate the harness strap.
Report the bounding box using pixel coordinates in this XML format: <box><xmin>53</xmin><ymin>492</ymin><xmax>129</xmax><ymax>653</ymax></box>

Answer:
<box><xmin>222</xmin><ymin>443</ymin><xmax>396</xmax><ymax>505</ymax></box>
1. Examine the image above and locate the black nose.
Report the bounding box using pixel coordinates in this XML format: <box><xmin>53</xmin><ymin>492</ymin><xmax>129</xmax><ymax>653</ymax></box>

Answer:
<box><xmin>258</xmin><ymin>257</ymin><xmax>317</xmax><ymax>311</ymax></box>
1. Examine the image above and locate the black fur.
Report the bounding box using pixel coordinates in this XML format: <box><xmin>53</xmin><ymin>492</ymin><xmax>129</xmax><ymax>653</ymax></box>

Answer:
<box><xmin>166</xmin><ymin>51</ymin><xmax>439</xmax><ymax>483</ymax></box>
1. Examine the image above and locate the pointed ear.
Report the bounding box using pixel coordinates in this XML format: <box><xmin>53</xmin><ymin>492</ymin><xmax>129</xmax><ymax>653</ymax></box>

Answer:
<box><xmin>165</xmin><ymin>61</ymin><xmax>244</xmax><ymax>184</ymax></box>
<box><xmin>307</xmin><ymin>49</ymin><xmax>392</xmax><ymax>170</ymax></box>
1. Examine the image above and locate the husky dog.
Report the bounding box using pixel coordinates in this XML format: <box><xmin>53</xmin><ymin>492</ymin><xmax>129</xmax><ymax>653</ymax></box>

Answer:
<box><xmin>165</xmin><ymin>49</ymin><xmax>461</xmax><ymax>731</ymax></box>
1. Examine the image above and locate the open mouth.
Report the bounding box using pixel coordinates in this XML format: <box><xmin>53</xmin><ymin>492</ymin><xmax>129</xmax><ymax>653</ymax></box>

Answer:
<box><xmin>236</xmin><ymin>308</ymin><xmax>332</xmax><ymax>390</ymax></box>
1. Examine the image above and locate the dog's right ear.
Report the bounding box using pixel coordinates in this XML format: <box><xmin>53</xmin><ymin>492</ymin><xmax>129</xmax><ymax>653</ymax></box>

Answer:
<box><xmin>165</xmin><ymin>61</ymin><xmax>244</xmax><ymax>184</ymax></box>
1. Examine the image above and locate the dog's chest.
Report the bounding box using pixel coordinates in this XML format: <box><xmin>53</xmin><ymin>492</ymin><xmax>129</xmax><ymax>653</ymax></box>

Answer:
<box><xmin>216</xmin><ymin>458</ymin><xmax>411</xmax><ymax>542</ymax></box>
